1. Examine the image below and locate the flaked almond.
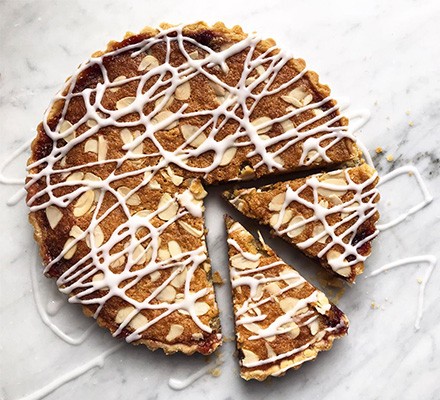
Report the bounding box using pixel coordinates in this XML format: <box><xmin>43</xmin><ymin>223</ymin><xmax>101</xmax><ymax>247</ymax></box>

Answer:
<box><xmin>66</xmin><ymin>172</ymin><xmax>84</xmax><ymax>182</ymax></box>
<box><xmin>156</xmin><ymin>285</ymin><xmax>176</xmax><ymax>302</ymax></box>
<box><xmin>84</xmin><ymin>139</ymin><xmax>98</xmax><ymax>153</ymax></box>
<box><xmin>243</xmin><ymin>323</ymin><xmax>261</xmax><ymax>334</ymax></box>
<box><xmin>166</xmin><ymin>166</ymin><xmax>183</xmax><ymax>186</ymax></box>
<box><xmin>120</xmin><ymin>128</ymin><xmax>133</xmax><ymax>144</ymax></box>
<box><xmin>178</xmin><ymin>220</ymin><xmax>203</xmax><ymax>237</ymax></box>
<box><xmin>133</xmin><ymin>244</ymin><xmax>149</xmax><ymax>265</ymax></box>
<box><xmin>115</xmin><ymin>306</ymin><xmax>135</xmax><ymax>324</ymax></box>
<box><xmin>209</xmin><ymin>82</ymin><xmax>225</xmax><ymax>96</ymax></box>
<box><xmin>189</xmin><ymin>180</ymin><xmax>208</xmax><ymax>200</ymax></box>
<box><xmin>60</xmin><ymin>120</ymin><xmax>75</xmax><ymax>142</ymax></box>
<box><xmin>158</xmin><ymin>247</ymin><xmax>171</xmax><ymax>260</ymax></box>
<box><xmin>88</xmin><ymin>225</ymin><xmax>104</xmax><ymax>247</ymax></box>
<box><xmin>270</xmin><ymin>209</ymin><xmax>293</xmax><ymax>227</ymax></box>
<box><xmin>326</xmin><ymin>250</ymin><xmax>351</xmax><ymax>277</ymax></box>
<box><xmin>219</xmin><ymin>147</ymin><xmax>237</xmax><ymax>166</ymax></box>
<box><xmin>45</xmin><ymin>206</ymin><xmax>63</xmax><ymax>229</ymax></box>
<box><xmin>304</xmin><ymin>150</ymin><xmax>322</xmax><ymax>164</ymax></box>
<box><xmin>69</xmin><ymin>225</ymin><xmax>84</xmax><ymax>238</ymax></box>
<box><xmin>86</xmin><ymin>119</ymin><xmax>98</xmax><ymax>128</ymax></box>
<box><xmin>158</xmin><ymin>193</ymin><xmax>179</xmax><ymax>221</ymax></box>
<box><xmin>166</xmin><ymin>324</ymin><xmax>184</xmax><ymax>341</ymax></box>
<box><xmin>280</xmin><ymin>119</ymin><xmax>295</xmax><ymax>132</ymax></box>
<box><xmin>171</xmin><ymin>268</ymin><xmax>187</xmax><ymax>288</ymax></box>
<box><xmin>129</xmin><ymin>313</ymin><xmax>148</xmax><ymax>330</ymax></box>
<box><xmin>152</xmin><ymin>110</ymin><xmax>178</xmax><ymax>130</ymax></box>
<box><xmin>83</xmin><ymin>172</ymin><xmax>101</xmax><ymax>182</ymax></box>
<box><xmin>274</xmin><ymin>155</ymin><xmax>285</xmax><ymax>167</ymax></box>
<box><xmin>242</xmin><ymin>349</ymin><xmax>259</xmax><ymax>365</ymax></box>
<box><xmin>109</xmin><ymin>75</ymin><xmax>126</xmax><ymax>92</ymax></box>
<box><xmin>279</xmin><ymin>297</ymin><xmax>298</xmax><ymax>313</ymax></box>
<box><xmin>117</xmin><ymin>186</ymin><xmax>141</xmax><ymax>206</ymax></box>
<box><xmin>194</xmin><ymin>301</ymin><xmax>210</xmax><ymax>316</ymax></box>
<box><xmin>239</xmin><ymin>165</ymin><xmax>255</xmax><ymax>179</ymax></box>
<box><xmin>251</xmin><ymin>116</ymin><xmax>272</xmax><ymax>134</ymax></box>
<box><xmin>150</xmin><ymin>271</ymin><xmax>161</xmax><ymax>282</ymax></box>
<box><xmin>269</xmin><ymin>193</ymin><xmax>285</xmax><ymax>212</ymax></box>
<box><xmin>138</xmin><ymin>54</ymin><xmax>159</xmax><ymax>71</ymax></box>
<box><xmin>309</xmin><ymin>319</ymin><xmax>320</xmax><ymax>336</ymax></box>
<box><xmin>316</xmin><ymin>291</ymin><xmax>331</xmax><ymax>314</ymax></box>
<box><xmin>168</xmin><ymin>240</ymin><xmax>182</xmax><ymax>257</ymax></box>
<box><xmin>312</xmin><ymin>223</ymin><xmax>329</xmax><ymax>244</ymax></box>
<box><xmin>282</xmin><ymin>321</ymin><xmax>300</xmax><ymax>339</ymax></box>
<box><xmin>92</xmin><ymin>272</ymin><xmax>104</xmax><ymax>282</ymax></box>
<box><xmin>265</xmin><ymin>282</ymin><xmax>281</xmax><ymax>296</ymax></box>
<box><xmin>98</xmin><ymin>136</ymin><xmax>108</xmax><ymax>161</ymax></box>
<box><xmin>149</xmin><ymin>179</ymin><xmax>161</xmax><ymax>190</ymax></box>
<box><xmin>281</xmin><ymin>87</ymin><xmax>313</xmax><ymax>107</ymax></box>
<box><xmin>73</xmin><ymin>190</ymin><xmax>95</xmax><ymax>217</ymax></box>
<box><xmin>154</xmin><ymin>95</ymin><xmax>174</xmax><ymax>110</ymax></box>
<box><xmin>230</xmin><ymin>253</ymin><xmax>260</xmax><ymax>270</ymax></box>
<box><xmin>188</xmin><ymin>50</ymin><xmax>199</xmax><ymax>59</ymax></box>
<box><xmin>181</xmin><ymin>124</ymin><xmax>207</xmax><ymax>148</ymax></box>
<box><xmin>286</xmin><ymin>215</ymin><xmax>306</xmax><ymax>238</ymax></box>
<box><xmin>317</xmin><ymin>178</ymin><xmax>347</xmax><ymax>197</ymax></box>
<box><xmin>110</xmin><ymin>255</ymin><xmax>125</xmax><ymax>269</ymax></box>
<box><xmin>175</xmin><ymin>81</ymin><xmax>191</xmax><ymax>100</ymax></box>
<box><xmin>63</xmin><ymin>237</ymin><xmax>77</xmax><ymax>260</ymax></box>
<box><xmin>265</xmin><ymin>343</ymin><xmax>276</xmax><ymax>358</ymax></box>
<box><xmin>116</xmin><ymin>96</ymin><xmax>136</xmax><ymax>110</ymax></box>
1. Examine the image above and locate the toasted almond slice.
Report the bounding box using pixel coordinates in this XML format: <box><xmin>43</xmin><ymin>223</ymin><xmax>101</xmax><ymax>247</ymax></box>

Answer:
<box><xmin>149</xmin><ymin>179</ymin><xmax>161</xmax><ymax>190</ymax></box>
<box><xmin>284</xmin><ymin>321</ymin><xmax>300</xmax><ymax>339</ymax></box>
<box><xmin>279</xmin><ymin>297</ymin><xmax>298</xmax><ymax>313</ymax></box>
<box><xmin>73</xmin><ymin>190</ymin><xmax>95</xmax><ymax>217</ymax></box>
<box><xmin>92</xmin><ymin>272</ymin><xmax>104</xmax><ymax>282</ymax></box>
<box><xmin>168</xmin><ymin>240</ymin><xmax>182</xmax><ymax>257</ymax></box>
<box><xmin>90</xmin><ymin>225</ymin><xmax>104</xmax><ymax>247</ymax></box>
<box><xmin>251</xmin><ymin>116</ymin><xmax>272</xmax><ymax>134</ymax></box>
<box><xmin>60</xmin><ymin>120</ymin><xmax>75</xmax><ymax>142</ymax></box>
<box><xmin>120</xmin><ymin>128</ymin><xmax>133</xmax><ymax>144</ymax></box>
<box><xmin>270</xmin><ymin>209</ymin><xmax>293</xmax><ymax>227</ymax></box>
<box><xmin>189</xmin><ymin>180</ymin><xmax>208</xmax><ymax>200</ymax></box>
<box><xmin>129</xmin><ymin>313</ymin><xmax>148</xmax><ymax>330</ymax></box>
<box><xmin>312</xmin><ymin>223</ymin><xmax>329</xmax><ymax>244</ymax></box>
<box><xmin>188</xmin><ymin>50</ymin><xmax>199</xmax><ymax>59</ymax></box>
<box><xmin>117</xmin><ymin>186</ymin><xmax>141</xmax><ymax>206</ymax></box>
<box><xmin>63</xmin><ymin>237</ymin><xmax>77</xmax><ymax>260</ymax></box>
<box><xmin>66</xmin><ymin>172</ymin><xmax>84</xmax><ymax>182</ymax></box>
<box><xmin>309</xmin><ymin>319</ymin><xmax>320</xmax><ymax>335</ymax></box>
<box><xmin>178</xmin><ymin>220</ymin><xmax>203</xmax><ymax>237</ymax></box>
<box><xmin>166</xmin><ymin>324</ymin><xmax>184</xmax><ymax>341</ymax></box>
<box><xmin>194</xmin><ymin>301</ymin><xmax>210</xmax><ymax>316</ymax></box>
<box><xmin>317</xmin><ymin>178</ymin><xmax>347</xmax><ymax>197</ymax></box>
<box><xmin>98</xmin><ymin>136</ymin><xmax>108</xmax><ymax>161</ymax></box>
<box><xmin>109</xmin><ymin>75</ymin><xmax>126</xmax><ymax>92</ymax></box>
<box><xmin>154</xmin><ymin>95</ymin><xmax>174</xmax><ymax>110</ymax></box>
<box><xmin>158</xmin><ymin>247</ymin><xmax>171</xmax><ymax>261</ymax></box>
<box><xmin>86</xmin><ymin>119</ymin><xmax>98</xmax><ymax>128</ymax></box>
<box><xmin>219</xmin><ymin>147</ymin><xmax>237</xmax><ymax>166</ymax></box>
<box><xmin>69</xmin><ymin>225</ymin><xmax>84</xmax><ymax>238</ymax></box>
<box><xmin>265</xmin><ymin>343</ymin><xmax>276</xmax><ymax>358</ymax></box>
<box><xmin>268</xmin><ymin>193</ymin><xmax>286</xmax><ymax>212</ymax></box>
<box><xmin>175</xmin><ymin>81</ymin><xmax>191</xmax><ymax>100</ymax></box>
<box><xmin>242</xmin><ymin>349</ymin><xmax>259</xmax><ymax>364</ymax></box>
<box><xmin>265</xmin><ymin>282</ymin><xmax>281</xmax><ymax>295</ymax></box>
<box><xmin>116</xmin><ymin>96</ymin><xmax>136</xmax><ymax>110</ymax></box>
<box><xmin>326</xmin><ymin>249</ymin><xmax>351</xmax><ymax>277</ymax></box>
<box><xmin>166</xmin><ymin>166</ymin><xmax>183</xmax><ymax>186</ymax></box>
<box><xmin>133</xmin><ymin>244</ymin><xmax>148</xmax><ymax>265</ymax></box>
<box><xmin>150</xmin><ymin>271</ymin><xmax>161</xmax><ymax>282</ymax></box>
<box><xmin>115</xmin><ymin>306</ymin><xmax>135</xmax><ymax>324</ymax></box>
<box><xmin>286</xmin><ymin>215</ymin><xmax>306</xmax><ymax>238</ymax></box>
<box><xmin>316</xmin><ymin>291</ymin><xmax>331</xmax><ymax>314</ymax></box>
<box><xmin>282</xmin><ymin>87</ymin><xmax>313</xmax><ymax>107</ymax></box>
<box><xmin>84</xmin><ymin>139</ymin><xmax>98</xmax><ymax>153</ymax></box>
<box><xmin>209</xmin><ymin>82</ymin><xmax>226</xmax><ymax>96</ymax></box>
<box><xmin>243</xmin><ymin>323</ymin><xmax>261</xmax><ymax>334</ymax></box>
<box><xmin>156</xmin><ymin>286</ymin><xmax>176</xmax><ymax>302</ymax></box>
<box><xmin>158</xmin><ymin>193</ymin><xmax>179</xmax><ymax>221</ymax></box>
<box><xmin>230</xmin><ymin>253</ymin><xmax>260</xmax><ymax>270</ymax></box>
<box><xmin>83</xmin><ymin>172</ymin><xmax>101</xmax><ymax>182</ymax></box>
<box><xmin>45</xmin><ymin>206</ymin><xmax>63</xmax><ymax>229</ymax></box>
<box><xmin>171</xmin><ymin>269</ymin><xmax>187</xmax><ymax>288</ymax></box>
<box><xmin>280</xmin><ymin>119</ymin><xmax>295</xmax><ymax>132</ymax></box>
<box><xmin>138</xmin><ymin>55</ymin><xmax>159</xmax><ymax>71</ymax></box>
<box><xmin>152</xmin><ymin>110</ymin><xmax>178</xmax><ymax>130</ymax></box>
<box><xmin>181</xmin><ymin>124</ymin><xmax>207</xmax><ymax>148</ymax></box>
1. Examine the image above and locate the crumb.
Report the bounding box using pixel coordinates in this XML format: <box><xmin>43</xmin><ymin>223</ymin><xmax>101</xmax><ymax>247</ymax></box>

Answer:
<box><xmin>212</xmin><ymin>271</ymin><xmax>224</xmax><ymax>285</ymax></box>
<box><xmin>405</xmin><ymin>110</ymin><xmax>411</xmax><ymax>115</ymax></box>
<box><xmin>210</xmin><ymin>368</ymin><xmax>222</xmax><ymax>377</ymax></box>
<box><xmin>375</xmin><ymin>147</ymin><xmax>383</xmax><ymax>154</ymax></box>
<box><xmin>408</xmin><ymin>171</ymin><xmax>414</xmax><ymax>176</ymax></box>
<box><xmin>223</xmin><ymin>336</ymin><xmax>235</xmax><ymax>343</ymax></box>
<box><xmin>374</xmin><ymin>101</ymin><xmax>378</xmax><ymax>106</ymax></box>
<box><xmin>371</xmin><ymin>301</ymin><xmax>379</xmax><ymax>310</ymax></box>
<box><xmin>386</xmin><ymin>154</ymin><xmax>394</xmax><ymax>162</ymax></box>
<box><xmin>408</xmin><ymin>121</ymin><xmax>414</xmax><ymax>127</ymax></box>
<box><xmin>417</xmin><ymin>277</ymin><xmax>423</xmax><ymax>284</ymax></box>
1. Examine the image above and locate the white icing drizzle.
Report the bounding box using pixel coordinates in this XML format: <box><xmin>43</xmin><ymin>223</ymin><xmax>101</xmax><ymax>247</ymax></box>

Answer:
<box><xmin>168</xmin><ymin>356</ymin><xmax>223</xmax><ymax>390</ymax></box>
<box><xmin>30</xmin><ymin>250</ymin><xmax>95</xmax><ymax>345</ymax></box>
<box><xmin>16</xmin><ymin>343</ymin><xmax>124</xmax><ymax>400</ymax></box>
<box><xmin>376</xmin><ymin>166</ymin><xmax>433</xmax><ymax>231</ymax></box>
<box><xmin>227</xmin><ymin>221</ymin><xmax>346</xmax><ymax>371</ymax></box>
<box><xmin>366</xmin><ymin>255</ymin><xmax>437</xmax><ymax>330</ymax></box>
<box><xmin>24</xmin><ymin>23</ymin><xmax>357</xmax><ymax>343</ymax></box>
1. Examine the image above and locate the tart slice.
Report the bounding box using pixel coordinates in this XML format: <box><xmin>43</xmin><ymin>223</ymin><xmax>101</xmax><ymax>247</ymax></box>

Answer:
<box><xmin>225</xmin><ymin>217</ymin><xmax>348</xmax><ymax>380</ymax></box>
<box><xmin>224</xmin><ymin>163</ymin><xmax>380</xmax><ymax>282</ymax></box>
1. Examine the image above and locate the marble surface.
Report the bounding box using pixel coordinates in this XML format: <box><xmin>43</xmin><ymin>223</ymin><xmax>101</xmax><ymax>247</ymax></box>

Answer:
<box><xmin>1</xmin><ymin>0</ymin><xmax>439</xmax><ymax>399</ymax></box>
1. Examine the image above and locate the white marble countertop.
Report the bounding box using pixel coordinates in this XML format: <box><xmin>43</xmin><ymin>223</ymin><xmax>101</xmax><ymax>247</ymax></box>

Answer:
<box><xmin>1</xmin><ymin>1</ymin><xmax>439</xmax><ymax>399</ymax></box>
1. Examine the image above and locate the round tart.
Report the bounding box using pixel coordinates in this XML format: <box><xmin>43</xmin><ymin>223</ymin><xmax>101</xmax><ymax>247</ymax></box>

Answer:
<box><xmin>26</xmin><ymin>22</ymin><xmax>360</xmax><ymax>355</ymax></box>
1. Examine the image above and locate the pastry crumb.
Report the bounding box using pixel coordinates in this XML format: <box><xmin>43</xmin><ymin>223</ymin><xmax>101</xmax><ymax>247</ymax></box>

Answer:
<box><xmin>210</xmin><ymin>368</ymin><xmax>222</xmax><ymax>377</ymax></box>
<box><xmin>375</xmin><ymin>147</ymin><xmax>383</xmax><ymax>154</ymax></box>
<box><xmin>417</xmin><ymin>277</ymin><xmax>423</xmax><ymax>284</ymax></box>
<box><xmin>371</xmin><ymin>301</ymin><xmax>379</xmax><ymax>310</ymax></box>
<box><xmin>386</xmin><ymin>154</ymin><xmax>394</xmax><ymax>162</ymax></box>
<box><xmin>408</xmin><ymin>121</ymin><xmax>414</xmax><ymax>127</ymax></box>
<box><xmin>405</xmin><ymin>110</ymin><xmax>411</xmax><ymax>115</ymax></box>
<box><xmin>212</xmin><ymin>271</ymin><xmax>224</xmax><ymax>285</ymax></box>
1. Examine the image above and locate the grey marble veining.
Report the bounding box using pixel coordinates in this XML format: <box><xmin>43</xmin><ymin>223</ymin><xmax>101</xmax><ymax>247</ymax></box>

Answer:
<box><xmin>1</xmin><ymin>0</ymin><xmax>439</xmax><ymax>399</ymax></box>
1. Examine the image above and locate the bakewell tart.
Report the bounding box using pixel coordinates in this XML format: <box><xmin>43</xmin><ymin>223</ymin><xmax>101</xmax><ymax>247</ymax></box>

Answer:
<box><xmin>224</xmin><ymin>164</ymin><xmax>380</xmax><ymax>283</ymax></box>
<box><xmin>26</xmin><ymin>21</ymin><xmax>361</xmax><ymax>355</ymax></box>
<box><xmin>225</xmin><ymin>217</ymin><xmax>348</xmax><ymax>380</ymax></box>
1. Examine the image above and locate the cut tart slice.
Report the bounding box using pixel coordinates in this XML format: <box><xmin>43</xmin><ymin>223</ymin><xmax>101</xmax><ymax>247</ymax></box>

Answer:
<box><xmin>26</xmin><ymin>21</ymin><xmax>362</xmax><ymax>355</ymax></box>
<box><xmin>225</xmin><ymin>217</ymin><xmax>349</xmax><ymax>380</ymax></box>
<box><xmin>224</xmin><ymin>164</ymin><xmax>380</xmax><ymax>282</ymax></box>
